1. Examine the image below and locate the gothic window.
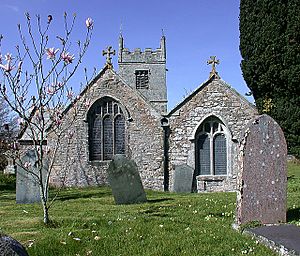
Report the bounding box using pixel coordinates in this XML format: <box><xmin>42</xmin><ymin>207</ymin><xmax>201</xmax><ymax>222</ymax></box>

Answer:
<box><xmin>135</xmin><ymin>70</ymin><xmax>149</xmax><ymax>89</ymax></box>
<box><xmin>88</xmin><ymin>97</ymin><xmax>126</xmax><ymax>161</ymax></box>
<box><xmin>196</xmin><ymin>117</ymin><xmax>228</xmax><ymax>176</ymax></box>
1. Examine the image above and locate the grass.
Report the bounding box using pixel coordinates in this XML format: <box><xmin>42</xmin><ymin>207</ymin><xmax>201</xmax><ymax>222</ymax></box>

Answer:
<box><xmin>0</xmin><ymin>162</ymin><xmax>299</xmax><ymax>256</ymax></box>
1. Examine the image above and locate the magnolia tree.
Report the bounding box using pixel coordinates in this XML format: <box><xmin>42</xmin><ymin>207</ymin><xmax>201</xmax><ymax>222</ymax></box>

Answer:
<box><xmin>0</xmin><ymin>13</ymin><xmax>94</xmax><ymax>224</ymax></box>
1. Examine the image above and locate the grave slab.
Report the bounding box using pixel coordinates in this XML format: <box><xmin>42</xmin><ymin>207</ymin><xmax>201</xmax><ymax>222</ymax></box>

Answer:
<box><xmin>248</xmin><ymin>224</ymin><xmax>300</xmax><ymax>255</ymax></box>
<box><xmin>173</xmin><ymin>164</ymin><xmax>194</xmax><ymax>193</ymax></box>
<box><xmin>16</xmin><ymin>149</ymin><xmax>48</xmax><ymax>204</ymax></box>
<box><xmin>107</xmin><ymin>155</ymin><xmax>147</xmax><ymax>205</ymax></box>
<box><xmin>236</xmin><ymin>114</ymin><xmax>287</xmax><ymax>225</ymax></box>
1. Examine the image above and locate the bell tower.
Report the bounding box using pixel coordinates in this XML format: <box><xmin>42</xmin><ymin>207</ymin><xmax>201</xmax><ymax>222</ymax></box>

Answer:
<box><xmin>118</xmin><ymin>35</ymin><xmax>167</xmax><ymax>113</ymax></box>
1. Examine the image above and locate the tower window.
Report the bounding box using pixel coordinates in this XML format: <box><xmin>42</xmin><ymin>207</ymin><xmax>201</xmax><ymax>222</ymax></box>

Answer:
<box><xmin>135</xmin><ymin>70</ymin><xmax>149</xmax><ymax>89</ymax></box>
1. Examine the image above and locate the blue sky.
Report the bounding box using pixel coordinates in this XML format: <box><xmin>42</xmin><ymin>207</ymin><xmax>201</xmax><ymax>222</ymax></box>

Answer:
<box><xmin>0</xmin><ymin>0</ymin><xmax>253</xmax><ymax>110</ymax></box>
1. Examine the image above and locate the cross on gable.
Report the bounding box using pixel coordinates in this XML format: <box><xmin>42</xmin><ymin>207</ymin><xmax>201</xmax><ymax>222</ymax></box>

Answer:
<box><xmin>207</xmin><ymin>56</ymin><xmax>220</xmax><ymax>79</ymax></box>
<box><xmin>102</xmin><ymin>46</ymin><xmax>116</xmax><ymax>68</ymax></box>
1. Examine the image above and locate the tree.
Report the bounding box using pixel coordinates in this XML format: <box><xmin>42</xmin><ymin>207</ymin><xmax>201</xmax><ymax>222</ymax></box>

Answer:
<box><xmin>0</xmin><ymin>13</ymin><xmax>93</xmax><ymax>224</ymax></box>
<box><xmin>240</xmin><ymin>0</ymin><xmax>300</xmax><ymax>158</ymax></box>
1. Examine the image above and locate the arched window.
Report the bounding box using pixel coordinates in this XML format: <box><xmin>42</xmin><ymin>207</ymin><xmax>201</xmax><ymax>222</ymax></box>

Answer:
<box><xmin>88</xmin><ymin>97</ymin><xmax>126</xmax><ymax>161</ymax></box>
<box><xmin>196</xmin><ymin>117</ymin><xmax>228</xmax><ymax>176</ymax></box>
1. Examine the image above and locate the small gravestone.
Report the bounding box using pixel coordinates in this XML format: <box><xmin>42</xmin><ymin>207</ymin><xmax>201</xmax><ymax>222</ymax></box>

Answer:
<box><xmin>173</xmin><ymin>164</ymin><xmax>194</xmax><ymax>193</ymax></box>
<box><xmin>16</xmin><ymin>150</ymin><xmax>48</xmax><ymax>204</ymax></box>
<box><xmin>236</xmin><ymin>114</ymin><xmax>287</xmax><ymax>226</ymax></box>
<box><xmin>0</xmin><ymin>234</ymin><xmax>29</xmax><ymax>256</ymax></box>
<box><xmin>108</xmin><ymin>155</ymin><xmax>147</xmax><ymax>204</ymax></box>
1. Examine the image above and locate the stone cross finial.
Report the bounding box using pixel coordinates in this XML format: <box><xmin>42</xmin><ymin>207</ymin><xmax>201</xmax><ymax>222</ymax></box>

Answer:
<box><xmin>102</xmin><ymin>46</ymin><xmax>116</xmax><ymax>68</ymax></box>
<box><xmin>207</xmin><ymin>56</ymin><xmax>220</xmax><ymax>79</ymax></box>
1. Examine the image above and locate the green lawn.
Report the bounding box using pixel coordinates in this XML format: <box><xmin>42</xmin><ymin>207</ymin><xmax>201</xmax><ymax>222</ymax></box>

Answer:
<box><xmin>0</xmin><ymin>162</ymin><xmax>299</xmax><ymax>256</ymax></box>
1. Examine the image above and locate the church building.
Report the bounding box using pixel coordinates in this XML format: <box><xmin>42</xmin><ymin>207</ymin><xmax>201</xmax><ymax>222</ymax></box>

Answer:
<box><xmin>23</xmin><ymin>35</ymin><xmax>258</xmax><ymax>192</ymax></box>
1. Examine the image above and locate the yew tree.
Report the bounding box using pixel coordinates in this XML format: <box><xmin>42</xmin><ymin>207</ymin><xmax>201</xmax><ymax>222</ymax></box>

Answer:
<box><xmin>240</xmin><ymin>0</ymin><xmax>300</xmax><ymax>157</ymax></box>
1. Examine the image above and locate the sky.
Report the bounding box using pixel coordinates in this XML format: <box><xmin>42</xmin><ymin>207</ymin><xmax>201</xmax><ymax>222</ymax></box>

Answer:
<box><xmin>0</xmin><ymin>0</ymin><xmax>254</xmax><ymax>110</ymax></box>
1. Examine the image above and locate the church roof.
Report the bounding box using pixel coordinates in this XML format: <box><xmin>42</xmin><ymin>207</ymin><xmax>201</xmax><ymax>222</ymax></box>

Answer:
<box><xmin>166</xmin><ymin>74</ymin><xmax>256</xmax><ymax>117</ymax></box>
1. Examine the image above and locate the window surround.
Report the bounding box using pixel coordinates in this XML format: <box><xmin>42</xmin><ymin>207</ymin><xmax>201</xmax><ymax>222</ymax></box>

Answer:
<box><xmin>192</xmin><ymin>115</ymin><xmax>232</xmax><ymax>177</ymax></box>
<box><xmin>87</xmin><ymin>97</ymin><xmax>127</xmax><ymax>161</ymax></box>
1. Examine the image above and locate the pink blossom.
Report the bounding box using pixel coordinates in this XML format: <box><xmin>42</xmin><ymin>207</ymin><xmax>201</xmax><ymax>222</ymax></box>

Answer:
<box><xmin>67</xmin><ymin>130</ymin><xmax>74</xmax><ymax>139</ymax></box>
<box><xmin>84</xmin><ymin>99</ymin><xmax>91</xmax><ymax>108</ymax></box>
<box><xmin>17</xmin><ymin>117</ymin><xmax>24</xmax><ymax>125</ymax></box>
<box><xmin>0</xmin><ymin>53</ymin><xmax>14</xmax><ymax>72</ymax></box>
<box><xmin>85</xmin><ymin>18</ymin><xmax>93</xmax><ymax>29</ymax></box>
<box><xmin>56</xmin><ymin>81</ymin><xmax>63</xmax><ymax>88</ymax></box>
<box><xmin>66</xmin><ymin>90</ymin><xmax>74</xmax><ymax>100</ymax></box>
<box><xmin>53</xmin><ymin>111</ymin><xmax>62</xmax><ymax>126</ymax></box>
<box><xmin>18</xmin><ymin>96</ymin><xmax>25</xmax><ymax>103</ymax></box>
<box><xmin>0</xmin><ymin>62</ymin><xmax>14</xmax><ymax>72</ymax></box>
<box><xmin>46</xmin><ymin>86</ymin><xmax>55</xmax><ymax>95</ymax></box>
<box><xmin>46</xmin><ymin>48</ymin><xmax>59</xmax><ymax>59</ymax></box>
<box><xmin>61</xmin><ymin>51</ymin><xmax>75</xmax><ymax>64</ymax></box>
<box><xmin>4</xmin><ymin>53</ymin><xmax>12</xmax><ymax>61</ymax></box>
<box><xmin>17</xmin><ymin>61</ymin><xmax>23</xmax><ymax>71</ymax></box>
<box><xmin>44</xmin><ymin>146</ymin><xmax>51</xmax><ymax>154</ymax></box>
<box><xmin>24</xmin><ymin>161</ymin><xmax>32</xmax><ymax>168</ymax></box>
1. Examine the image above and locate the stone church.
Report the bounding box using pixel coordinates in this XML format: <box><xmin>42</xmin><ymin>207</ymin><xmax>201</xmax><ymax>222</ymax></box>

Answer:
<box><xmin>22</xmin><ymin>35</ymin><xmax>258</xmax><ymax>192</ymax></box>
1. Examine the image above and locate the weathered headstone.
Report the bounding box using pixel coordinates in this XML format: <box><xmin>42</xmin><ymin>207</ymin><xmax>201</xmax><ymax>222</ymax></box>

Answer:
<box><xmin>236</xmin><ymin>114</ymin><xmax>287</xmax><ymax>226</ymax></box>
<box><xmin>0</xmin><ymin>234</ymin><xmax>29</xmax><ymax>256</ymax></box>
<box><xmin>108</xmin><ymin>155</ymin><xmax>147</xmax><ymax>204</ymax></box>
<box><xmin>173</xmin><ymin>164</ymin><xmax>194</xmax><ymax>193</ymax></box>
<box><xmin>16</xmin><ymin>150</ymin><xmax>48</xmax><ymax>204</ymax></box>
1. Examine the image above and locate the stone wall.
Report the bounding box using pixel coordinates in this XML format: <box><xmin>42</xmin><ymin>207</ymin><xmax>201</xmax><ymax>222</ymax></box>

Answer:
<box><xmin>167</xmin><ymin>77</ymin><xmax>258</xmax><ymax>192</ymax></box>
<box><xmin>50</xmin><ymin>67</ymin><xmax>164</xmax><ymax>190</ymax></box>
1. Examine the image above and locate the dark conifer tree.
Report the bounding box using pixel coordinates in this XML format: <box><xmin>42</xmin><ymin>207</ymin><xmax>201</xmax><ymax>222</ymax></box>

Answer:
<box><xmin>240</xmin><ymin>0</ymin><xmax>300</xmax><ymax>157</ymax></box>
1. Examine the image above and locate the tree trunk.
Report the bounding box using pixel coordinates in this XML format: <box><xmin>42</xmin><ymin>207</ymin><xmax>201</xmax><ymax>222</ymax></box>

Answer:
<box><xmin>42</xmin><ymin>199</ymin><xmax>49</xmax><ymax>224</ymax></box>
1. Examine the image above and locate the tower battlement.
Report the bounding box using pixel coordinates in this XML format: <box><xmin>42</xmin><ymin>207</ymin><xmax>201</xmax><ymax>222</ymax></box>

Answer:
<box><xmin>119</xmin><ymin>46</ymin><xmax>166</xmax><ymax>63</ymax></box>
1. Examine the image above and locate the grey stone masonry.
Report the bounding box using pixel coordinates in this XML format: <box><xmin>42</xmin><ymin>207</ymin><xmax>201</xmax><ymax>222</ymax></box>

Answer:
<box><xmin>167</xmin><ymin>76</ymin><xmax>258</xmax><ymax>192</ymax></box>
<box><xmin>49</xmin><ymin>66</ymin><xmax>164</xmax><ymax>190</ymax></box>
<box><xmin>118</xmin><ymin>35</ymin><xmax>167</xmax><ymax>114</ymax></box>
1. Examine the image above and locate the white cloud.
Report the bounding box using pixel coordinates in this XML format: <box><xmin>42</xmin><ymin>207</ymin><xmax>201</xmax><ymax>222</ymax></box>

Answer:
<box><xmin>5</xmin><ymin>4</ymin><xmax>19</xmax><ymax>13</ymax></box>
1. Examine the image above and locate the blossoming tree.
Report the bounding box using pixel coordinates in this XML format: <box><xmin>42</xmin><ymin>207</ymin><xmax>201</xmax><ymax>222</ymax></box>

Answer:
<box><xmin>0</xmin><ymin>13</ymin><xmax>94</xmax><ymax>224</ymax></box>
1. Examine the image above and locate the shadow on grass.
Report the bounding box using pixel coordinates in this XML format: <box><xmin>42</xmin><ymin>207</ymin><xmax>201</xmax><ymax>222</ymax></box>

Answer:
<box><xmin>55</xmin><ymin>190</ymin><xmax>112</xmax><ymax>201</ymax></box>
<box><xmin>147</xmin><ymin>198</ymin><xmax>174</xmax><ymax>203</ymax></box>
<box><xmin>287</xmin><ymin>175</ymin><xmax>295</xmax><ymax>180</ymax></box>
<box><xmin>0</xmin><ymin>183</ymin><xmax>16</xmax><ymax>191</ymax></box>
<box><xmin>287</xmin><ymin>208</ymin><xmax>300</xmax><ymax>222</ymax></box>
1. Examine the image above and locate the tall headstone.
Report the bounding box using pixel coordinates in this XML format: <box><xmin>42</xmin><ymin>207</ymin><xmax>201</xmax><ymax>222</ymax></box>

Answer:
<box><xmin>173</xmin><ymin>164</ymin><xmax>194</xmax><ymax>193</ymax></box>
<box><xmin>236</xmin><ymin>114</ymin><xmax>287</xmax><ymax>226</ymax></box>
<box><xmin>16</xmin><ymin>149</ymin><xmax>48</xmax><ymax>204</ymax></box>
<box><xmin>108</xmin><ymin>155</ymin><xmax>147</xmax><ymax>205</ymax></box>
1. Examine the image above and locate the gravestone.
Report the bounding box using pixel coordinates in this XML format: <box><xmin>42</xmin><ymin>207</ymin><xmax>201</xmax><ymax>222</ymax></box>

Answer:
<box><xmin>173</xmin><ymin>164</ymin><xmax>194</xmax><ymax>193</ymax></box>
<box><xmin>107</xmin><ymin>155</ymin><xmax>147</xmax><ymax>204</ymax></box>
<box><xmin>0</xmin><ymin>234</ymin><xmax>29</xmax><ymax>256</ymax></box>
<box><xmin>236</xmin><ymin>114</ymin><xmax>287</xmax><ymax>226</ymax></box>
<box><xmin>16</xmin><ymin>150</ymin><xmax>48</xmax><ymax>204</ymax></box>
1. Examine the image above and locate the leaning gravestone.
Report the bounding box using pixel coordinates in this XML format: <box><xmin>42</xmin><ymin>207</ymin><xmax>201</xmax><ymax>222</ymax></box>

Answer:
<box><xmin>16</xmin><ymin>149</ymin><xmax>48</xmax><ymax>204</ymax></box>
<box><xmin>0</xmin><ymin>234</ymin><xmax>29</xmax><ymax>256</ymax></box>
<box><xmin>108</xmin><ymin>155</ymin><xmax>147</xmax><ymax>204</ymax></box>
<box><xmin>173</xmin><ymin>164</ymin><xmax>194</xmax><ymax>193</ymax></box>
<box><xmin>236</xmin><ymin>114</ymin><xmax>287</xmax><ymax>226</ymax></box>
